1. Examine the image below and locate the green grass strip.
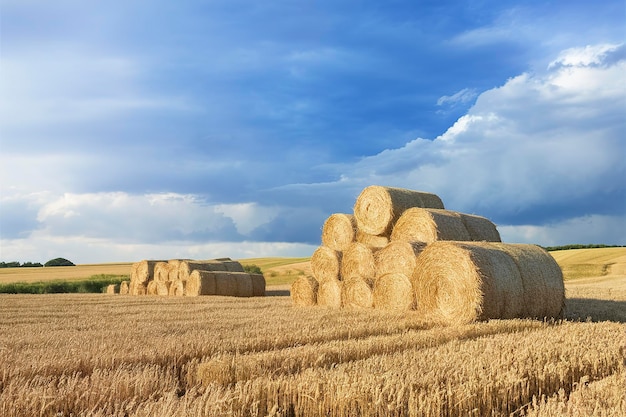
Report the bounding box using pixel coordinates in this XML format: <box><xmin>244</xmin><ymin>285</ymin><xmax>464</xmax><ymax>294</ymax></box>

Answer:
<box><xmin>0</xmin><ymin>274</ymin><xmax>129</xmax><ymax>294</ymax></box>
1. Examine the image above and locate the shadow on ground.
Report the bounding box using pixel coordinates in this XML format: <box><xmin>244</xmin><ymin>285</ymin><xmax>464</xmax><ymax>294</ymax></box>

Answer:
<box><xmin>564</xmin><ymin>298</ymin><xmax>626</xmax><ymax>323</ymax></box>
<box><xmin>266</xmin><ymin>289</ymin><xmax>290</xmax><ymax>297</ymax></box>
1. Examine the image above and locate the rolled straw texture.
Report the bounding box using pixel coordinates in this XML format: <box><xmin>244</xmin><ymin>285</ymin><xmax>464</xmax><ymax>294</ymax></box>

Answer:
<box><xmin>178</xmin><ymin>260</ymin><xmax>228</xmax><ymax>281</ymax></box>
<box><xmin>133</xmin><ymin>260</ymin><xmax>164</xmax><ymax>284</ymax></box>
<box><xmin>373</xmin><ymin>273</ymin><xmax>415</xmax><ymax>311</ymax></box>
<box><xmin>461</xmin><ymin>213</ymin><xmax>501</xmax><ymax>242</ymax></box>
<box><xmin>156</xmin><ymin>281</ymin><xmax>170</xmax><ymax>296</ymax></box>
<box><xmin>250</xmin><ymin>273</ymin><xmax>266</xmax><ymax>296</ymax></box>
<box><xmin>153</xmin><ymin>262</ymin><xmax>171</xmax><ymax>282</ymax></box>
<box><xmin>146</xmin><ymin>280</ymin><xmax>158</xmax><ymax>295</ymax></box>
<box><xmin>119</xmin><ymin>281</ymin><xmax>129</xmax><ymax>295</ymax></box>
<box><xmin>291</xmin><ymin>275</ymin><xmax>319</xmax><ymax>306</ymax></box>
<box><xmin>186</xmin><ymin>270</ymin><xmax>217</xmax><ymax>296</ymax></box>
<box><xmin>412</xmin><ymin>241</ymin><xmax>525</xmax><ymax>325</ymax></box>
<box><xmin>390</xmin><ymin>208</ymin><xmax>471</xmax><ymax>243</ymax></box>
<box><xmin>341</xmin><ymin>242</ymin><xmax>377</xmax><ymax>285</ymax></box>
<box><xmin>311</xmin><ymin>246</ymin><xmax>342</xmax><ymax>283</ymax></box>
<box><xmin>321</xmin><ymin>213</ymin><xmax>357</xmax><ymax>251</ymax></box>
<box><xmin>374</xmin><ymin>241</ymin><xmax>426</xmax><ymax>279</ymax></box>
<box><xmin>342</xmin><ymin>276</ymin><xmax>373</xmax><ymax>309</ymax></box>
<box><xmin>105</xmin><ymin>284</ymin><xmax>117</xmax><ymax>294</ymax></box>
<box><xmin>169</xmin><ymin>280</ymin><xmax>185</xmax><ymax>296</ymax></box>
<box><xmin>487</xmin><ymin>243</ymin><xmax>564</xmax><ymax>319</ymax></box>
<box><xmin>317</xmin><ymin>278</ymin><xmax>342</xmax><ymax>308</ymax></box>
<box><xmin>234</xmin><ymin>272</ymin><xmax>254</xmax><ymax>297</ymax></box>
<box><xmin>215</xmin><ymin>272</ymin><xmax>239</xmax><ymax>297</ymax></box>
<box><xmin>355</xmin><ymin>230</ymin><xmax>389</xmax><ymax>250</ymax></box>
<box><xmin>167</xmin><ymin>259</ymin><xmax>189</xmax><ymax>281</ymax></box>
<box><xmin>223</xmin><ymin>260</ymin><xmax>245</xmax><ymax>273</ymax></box>
<box><xmin>353</xmin><ymin>186</ymin><xmax>445</xmax><ymax>236</ymax></box>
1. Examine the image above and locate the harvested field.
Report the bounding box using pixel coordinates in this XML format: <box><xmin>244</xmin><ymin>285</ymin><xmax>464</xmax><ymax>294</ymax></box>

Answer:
<box><xmin>0</xmin><ymin>270</ymin><xmax>624</xmax><ymax>416</ymax></box>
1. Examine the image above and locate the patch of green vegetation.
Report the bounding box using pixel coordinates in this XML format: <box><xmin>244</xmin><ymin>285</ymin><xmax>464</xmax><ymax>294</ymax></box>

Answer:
<box><xmin>544</xmin><ymin>244</ymin><xmax>624</xmax><ymax>251</ymax></box>
<box><xmin>0</xmin><ymin>274</ymin><xmax>128</xmax><ymax>294</ymax></box>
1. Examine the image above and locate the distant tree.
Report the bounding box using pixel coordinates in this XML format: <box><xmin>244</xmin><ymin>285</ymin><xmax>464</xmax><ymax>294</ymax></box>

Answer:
<box><xmin>21</xmin><ymin>262</ymin><xmax>43</xmax><ymax>268</ymax></box>
<box><xmin>243</xmin><ymin>264</ymin><xmax>263</xmax><ymax>274</ymax></box>
<box><xmin>44</xmin><ymin>258</ymin><xmax>75</xmax><ymax>267</ymax></box>
<box><xmin>3</xmin><ymin>261</ymin><xmax>21</xmax><ymax>268</ymax></box>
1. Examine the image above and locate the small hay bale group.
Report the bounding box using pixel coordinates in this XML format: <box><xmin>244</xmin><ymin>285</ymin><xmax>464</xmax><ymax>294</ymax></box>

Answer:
<box><xmin>292</xmin><ymin>185</ymin><xmax>565</xmax><ymax>325</ymax></box>
<box><xmin>115</xmin><ymin>258</ymin><xmax>265</xmax><ymax>298</ymax></box>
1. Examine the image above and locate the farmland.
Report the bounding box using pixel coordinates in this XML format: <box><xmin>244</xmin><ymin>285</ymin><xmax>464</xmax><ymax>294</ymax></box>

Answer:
<box><xmin>0</xmin><ymin>248</ymin><xmax>624</xmax><ymax>416</ymax></box>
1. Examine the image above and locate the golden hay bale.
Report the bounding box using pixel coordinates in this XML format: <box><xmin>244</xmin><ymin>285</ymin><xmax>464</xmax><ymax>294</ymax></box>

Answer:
<box><xmin>156</xmin><ymin>281</ymin><xmax>170</xmax><ymax>296</ymax></box>
<box><xmin>317</xmin><ymin>278</ymin><xmax>342</xmax><ymax>308</ymax></box>
<box><xmin>133</xmin><ymin>260</ymin><xmax>164</xmax><ymax>284</ymax></box>
<box><xmin>290</xmin><ymin>275</ymin><xmax>319</xmax><ymax>306</ymax></box>
<box><xmin>341</xmin><ymin>242</ymin><xmax>377</xmax><ymax>285</ymax></box>
<box><xmin>342</xmin><ymin>276</ymin><xmax>373</xmax><ymax>308</ymax></box>
<box><xmin>374</xmin><ymin>241</ymin><xmax>426</xmax><ymax>279</ymax></box>
<box><xmin>233</xmin><ymin>272</ymin><xmax>254</xmax><ymax>297</ymax></box>
<box><xmin>310</xmin><ymin>246</ymin><xmax>342</xmax><ymax>283</ymax></box>
<box><xmin>390</xmin><ymin>208</ymin><xmax>471</xmax><ymax>243</ymax></box>
<box><xmin>214</xmin><ymin>272</ymin><xmax>239</xmax><ymax>297</ymax></box>
<box><xmin>250</xmin><ymin>273</ymin><xmax>266</xmax><ymax>296</ymax></box>
<box><xmin>487</xmin><ymin>243</ymin><xmax>564</xmax><ymax>319</ymax></box>
<box><xmin>353</xmin><ymin>186</ymin><xmax>445</xmax><ymax>236</ymax></box>
<box><xmin>461</xmin><ymin>213</ymin><xmax>501</xmax><ymax>242</ymax></box>
<box><xmin>167</xmin><ymin>259</ymin><xmax>190</xmax><ymax>281</ymax></box>
<box><xmin>412</xmin><ymin>241</ymin><xmax>526</xmax><ymax>325</ymax></box>
<box><xmin>119</xmin><ymin>281</ymin><xmax>129</xmax><ymax>295</ymax></box>
<box><xmin>153</xmin><ymin>261</ymin><xmax>171</xmax><ymax>282</ymax></box>
<box><xmin>178</xmin><ymin>260</ymin><xmax>228</xmax><ymax>281</ymax></box>
<box><xmin>373</xmin><ymin>273</ymin><xmax>415</xmax><ymax>311</ymax></box>
<box><xmin>169</xmin><ymin>279</ymin><xmax>185</xmax><ymax>296</ymax></box>
<box><xmin>105</xmin><ymin>284</ymin><xmax>118</xmax><ymax>294</ymax></box>
<box><xmin>146</xmin><ymin>280</ymin><xmax>158</xmax><ymax>295</ymax></box>
<box><xmin>223</xmin><ymin>260</ymin><xmax>246</xmax><ymax>273</ymax></box>
<box><xmin>321</xmin><ymin>213</ymin><xmax>357</xmax><ymax>251</ymax></box>
<box><xmin>186</xmin><ymin>270</ymin><xmax>217</xmax><ymax>296</ymax></box>
<box><xmin>133</xmin><ymin>282</ymin><xmax>147</xmax><ymax>296</ymax></box>
<box><xmin>355</xmin><ymin>230</ymin><xmax>389</xmax><ymax>250</ymax></box>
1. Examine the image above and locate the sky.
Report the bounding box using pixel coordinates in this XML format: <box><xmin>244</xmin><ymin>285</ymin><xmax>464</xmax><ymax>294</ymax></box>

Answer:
<box><xmin>1</xmin><ymin>0</ymin><xmax>625</xmax><ymax>264</ymax></box>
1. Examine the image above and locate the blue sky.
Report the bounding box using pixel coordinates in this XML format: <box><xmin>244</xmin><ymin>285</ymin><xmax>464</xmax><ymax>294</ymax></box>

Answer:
<box><xmin>1</xmin><ymin>0</ymin><xmax>625</xmax><ymax>263</ymax></box>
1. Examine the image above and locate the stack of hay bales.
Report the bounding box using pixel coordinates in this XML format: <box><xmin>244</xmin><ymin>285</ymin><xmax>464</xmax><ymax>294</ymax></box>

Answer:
<box><xmin>292</xmin><ymin>185</ymin><xmax>564</xmax><ymax>324</ymax></box>
<box><xmin>124</xmin><ymin>258</ymin><xmax>265</xmax><ymax>298</ymax></box>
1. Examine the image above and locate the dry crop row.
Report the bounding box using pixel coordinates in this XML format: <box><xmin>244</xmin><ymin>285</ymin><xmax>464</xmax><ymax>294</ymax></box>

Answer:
<box><xmin>1</xmin><ymin>293</ymin><xmax>623</xmax><ymax>416</ymax></box>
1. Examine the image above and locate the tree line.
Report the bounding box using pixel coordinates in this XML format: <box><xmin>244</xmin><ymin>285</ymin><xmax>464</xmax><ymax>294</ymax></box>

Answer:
<box><xmin>0</xmin><ymin>258</ymin><xmax>75</xmax><ymax>268</ymax></box>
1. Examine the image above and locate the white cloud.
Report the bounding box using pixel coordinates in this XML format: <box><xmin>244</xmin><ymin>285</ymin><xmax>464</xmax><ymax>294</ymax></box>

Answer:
<box><xmin>331</xmin><ymin>43</ymin><xmax>625</xmax><ymax>245</ymax></box>
<box><xmin>436</xmin><ymin>88</ymin><xmax>478</xmax><ymax>107</ymax></box>
<box><xmin>214</xmin><ymin>203</ymin><xmax>280</xmax><ymax>235</ymax></box>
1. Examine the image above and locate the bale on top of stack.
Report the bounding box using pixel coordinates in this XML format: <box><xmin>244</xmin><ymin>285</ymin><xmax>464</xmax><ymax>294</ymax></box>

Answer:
<box><xmin>292</xmin><ymin>184</ymin><xmax>564</xmax><ymax>324</ymax></box>
<box><xmin>127</xmin><ymin>257</ymin><xmax>265</xmax><ymax>298</ymax></box>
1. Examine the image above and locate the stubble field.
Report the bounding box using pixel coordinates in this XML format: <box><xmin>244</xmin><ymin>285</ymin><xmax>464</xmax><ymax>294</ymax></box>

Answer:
<box><xmin>0</xmin><ymin>248</ymin><xmax>624</xmax><ymax>416</ymax></box>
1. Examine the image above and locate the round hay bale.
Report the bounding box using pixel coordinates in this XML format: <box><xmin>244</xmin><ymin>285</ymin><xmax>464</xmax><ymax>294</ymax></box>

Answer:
<box><xmin>153</xmin><ymin>261</ymin><xmax>171</xmax><ymax>282</ymax></box>
<box><xmin>353</xmin><ymin>186</ymin><xmax>445</xmax><ymax>236</ymax></box>
<box><xmin>373</xmin><ymin>273</ymin><xmax>415</xmax><ymax>311</ymax></box>
<box><xmin>355</xmin><ymin>230</ymin><xmax>389</xmax><ymax>250</ymax></box>
<box><xmin>290</xmin><ymin>275</ymin><xmax>319</xmax><ymax>306</ymax></box>
<box><xmin>186</xmin><ymin>270</ymin><xmax>217</xmax><ymax>296</ymax></box>
<box><xmin>167</xmin><ymin>259</ymin><xmax>190</xmax><ymax>281</ymax></box>
<box><xmin>214</xmin><ymin>272</ymin><xmax>238</xmax><ymax>297</ymax></box>
<box><xmin>119</xmin><ymin>280</ymin><xmax>129</xmax><ymax>295</ymax></box>
<box><xmin>317</xmin><ymin>278</ymin><xmax>342</xmax><ymax>308</ymax></box>
<box><xmin>169</xmin><ymin>279</ymin><xmax>185</xmax><ymax>296</ymax></box>
<box><xmin>156</xmin><ymin>281</ymin><xmax>170</xmax><ymax>296</ymax></box>
<box><xmin>322</xmin><ymin>213</ymin><xmax>357</xmax><ymax>251</ymax></box>
<box><xmin>375</xmin><ymin>241</ymin><xmax>426</xmax><ymax>279</ymax></box>
<box><xmin>310</xmin><ymin>246</ymin><xmax>342</xmax><ymax>283</ymax></box>
<box><xmin>250</xmin><ymin>273</ymin><xmax>266</xmax><ymax>296</ymax></box>
<box><xmin>146</xmin><ymin>280</ymin><xmax>158</xmax><ymax>295</ymax></box>
<box><xmin>488</xmin><ymin>243</ymin><xmax>564</xmax><ymax>319</ymax></box>
<box><xmin>178</xmin><ymin>260</ymin><xmax>228</xmax><ymax>281</ymax></box>
<box><xmin>390</xmin><ymin>208</ymin><xmax>471</xmax><ymax>243</ymax></box>
<box><xmin>341</xmin><ymin>242</ymin><xmax>377</xmax><ymax>285</ymax></box>
<box><xmin>105</xmin><ymin>284</ymin><xmax>118</xmax><ymax>294</ymax></box>
<box><xmin>131</xmin><ymin>282</ymin><xmax>147</xmax><ymax>296</ymax></box>
<box><xmin>133</xmin><ymin>260</ymin><xmax>165</xmax><ymax>284</ymax></box>
<box><xmin>342</xmin><ymin>276</ymin><xmax>373</xmax><ymax>309</ymax></box>
<box><xmin>461</xmin><ymin>213</ymin><xmax>501</xmax><ymax>242</ymax></box>
<box><xmin>234</xmin><ymin>272</ymin><xmax>254</xmax><ymax>297</ymax></box>
<box><xmin>223</xmin><ymin>260</ymin><xmax>245</xmax><ymax>273</ymax></box>
<box><xmin>412</xmin><ymin>241</ymin><xmax>525</xmax><ymax>325</ymax></box>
